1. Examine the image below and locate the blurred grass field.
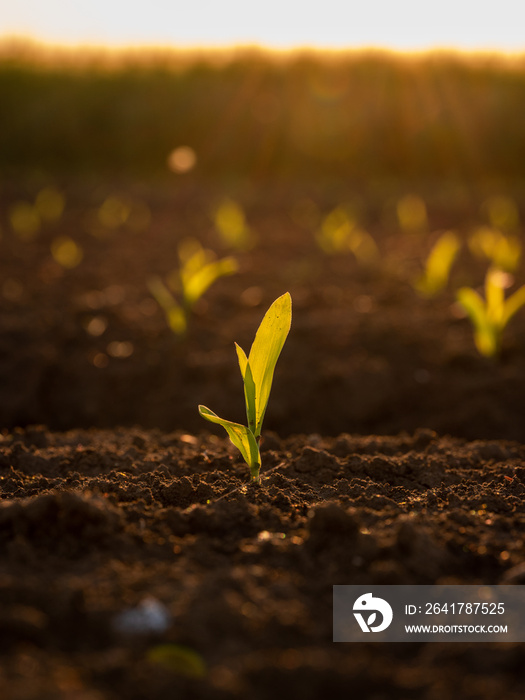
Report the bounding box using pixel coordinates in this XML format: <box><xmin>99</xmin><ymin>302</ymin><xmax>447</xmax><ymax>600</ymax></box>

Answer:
<box><xmin>1</xmin><ymin>40</ymin><xmax>525</xmax><ymax>187</ymax></box>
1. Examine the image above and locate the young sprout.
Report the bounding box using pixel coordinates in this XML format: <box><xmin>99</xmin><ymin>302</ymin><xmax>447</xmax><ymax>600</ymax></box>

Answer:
<box><xmin>414</xmin><ymin>231</ymin><xmax>461</xmax><ymax>297</ymax></box>
<box><xmin>468</xmin><ymin>226</ymin><xmax>521</xmax><ymax>272</ymax></box>
<box><xmin>316</xmin><ymin>206</ymin><xmax>378</xmax><ymax>263</ymax></box>
<box><xmin>457</xmin><ymin>267</ymin><xmax>525</xmax><ymax>357</ymax></box>
<box><xmin>198</xmin><ymin>292</ymin><xmax>292</xmax><ymax>483</ymax></box>
<box><xmin>148</xmin><ymin>238</ymin><xmax>237</xmax><ymax>335</ymax></box>
<box><xmin>214</xmin><ymin>198</ymin><xmax>255</xmax><ymax>251</ymax></box>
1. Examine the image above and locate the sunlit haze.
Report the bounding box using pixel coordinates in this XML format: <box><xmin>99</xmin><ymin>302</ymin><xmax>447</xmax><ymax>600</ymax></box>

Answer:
<box><xmin>2</xmin><ymin>0</ymin><xmax>525</xmax><ymax>52</ymax></box>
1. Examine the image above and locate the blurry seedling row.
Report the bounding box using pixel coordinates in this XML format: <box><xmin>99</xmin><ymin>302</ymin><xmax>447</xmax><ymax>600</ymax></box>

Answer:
<box><xmin>84</xmin><ymin>195</ymin><xmax>151</xmax><ymax>238</ymax></box>
<box><xmin>84</xmin><ymin>193</ymin><xmax>525</xmax><ymax>358</ymax></box>
<box><xmin>7</xmin><ymin>186</ymin><xmax>83</xmax><ymax>269</ymax></box>
<box><xmin>7</xmin><ymin>187</ymin><xmax>152</xmax><ymax>270</ymax></box>
<box><xmin>411</xmin><ymin>227</ymin><xmax>524</xmax><ymax>357</ymax></box>
<box><xmin>387</xmin><ymin>192</ymin><xmax>524</xmax><ymax>357</ymax></box>
<box><xmin>7</xmin><ymin>188</ymin><xmax>152</xmax><ymax>238</ymax></box>
<box><xmin>5</xmin><ymin>186</ymin><xmax>525</xmax><ymax>358</ymax></box>
<box><xmin>396</xmin><ymin>192</ymin><xmax>519</xmax><ymax>237</ymax></box>
<box><xmin>411</xmin><ymin>227</ymin><xmax>521</xmax><ymax>299</ymax></box>
<box><xmin>8</xmin><ymin>186</ymin><xmax>65</xmax><ymax>240</ymax></box>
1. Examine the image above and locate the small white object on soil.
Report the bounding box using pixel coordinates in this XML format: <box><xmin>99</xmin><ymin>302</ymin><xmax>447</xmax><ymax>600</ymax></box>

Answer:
<box><xmin>112</xmin><ymin>597</ymin><xmax>171</xmax><ymax>635</ymax></box>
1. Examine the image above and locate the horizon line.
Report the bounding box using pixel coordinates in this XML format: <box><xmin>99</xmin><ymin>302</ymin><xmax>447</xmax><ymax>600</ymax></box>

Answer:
<box><xmin>2</xmin><ymin>34</ymin><xmax>525</xmax><ymax>61</ymax></box>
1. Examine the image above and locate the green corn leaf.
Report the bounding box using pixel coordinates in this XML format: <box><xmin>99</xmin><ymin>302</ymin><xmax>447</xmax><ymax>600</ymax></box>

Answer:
<box><xmin>485</xmin><ymin>268</ymin><xmax>506</xmax><ymax>325</ymax></box>
<box><xmin>457</xmin><ymin>287</ymin><xmax>487</xmax><ymax>332</ymax></box>
<box><xmin>197</xmin><ymin>405</ymin><xmax>260</xmax><ymax>475</ymax></box>
<box><xmin>494</xmin><ymin>235</ymin><xmax>521</xmax><ymax>272</ymax></box>
<box><xmin>246</xmin><ymin>292</ymin><xmax>292</xmax><ymax>437</ymax></box>
<box><xmin>457</xmin><ymin>287</ymin><xmax>497</xmax><ymax>357</ymax></box>
<box><xmin>166</xmin><ymin>306</ymin><xmax>187</xmax><ymax>335</ymax></box>
<box><xmin>235</xmin><ymin>344</ymin><xmax>256</xmax><ymax>433</ymax></box>
<box><xmin>148</xmin><ymin>276</ymin><xmax>187</xmax><ymax>335</ymax></box>
<box><xmin>198</xmin><ymin>293</ymin><xmax>291</xmax><ymax>482</ymax></box>
<box><xmin>474</xmin><ymin>327</ymin><xmax>498</xmax><ymax>357</ymax></box>
<box><xmin>148</xmin><ymin>275</ymin><xmax>177</xmax><ymax>311</ymax></box>
<box><xmin>182</xmin><ymin>257</ymin><xmax>238</xmax><ymax>308</ymax></box>
<box><xmin>502</xmin><ymin>285</ymin><xmax>525</xmax><ymax>327</ymax></box>
<box><xmin>416</xmin><ymin>231</ymin><xmax>460</xmax><ymax>296</ymax></box>
<box><xmin>179</xmin><ymin>241</ymin><xmax>209</xmax><ymax>274</ymax></box>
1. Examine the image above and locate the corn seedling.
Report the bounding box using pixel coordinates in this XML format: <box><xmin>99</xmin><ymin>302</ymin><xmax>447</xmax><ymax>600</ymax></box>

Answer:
<box><xmin>148</xmin><ymin>238</ymin><xmax>237</xmax><ymax>335</ymax></box>
<box><xmin>414</xmin><ymin>231</ymin><xmax>461</xmax><ymax>297</ymax></box>
<box><xmin>316</xmin><ymin>206</ymin><xmax>378</xmax><ymax>263</ymax></box>
<box><xmin>468</xmin><ymin>226</ymin><xmax>521</xmax><ymax>272</ymax></box>
<box><xmin>214</xmin><ymin>198</ymin><xmax>255</xmax><ymax>251</ymax></box>
<box><xmin>457</xmin><ymin>267</ymin><xmax>525</xmax><ymax>357</ymax></box>
<box><xmin>198</xmin><ymin>292</ymin><xmax>292</xmax><ymax>483</ymax></box>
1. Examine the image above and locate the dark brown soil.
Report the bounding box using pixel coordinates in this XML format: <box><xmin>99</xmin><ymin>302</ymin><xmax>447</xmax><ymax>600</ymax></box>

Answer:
<box><xmin>1</xmin><ymin>178</ymin><xmax>525</xmax><ymax>699</ymax></box>
<box><xmin>1</xmin><ymin>427</ymin><xmax>525</xmax><ymax>699</ymax></box>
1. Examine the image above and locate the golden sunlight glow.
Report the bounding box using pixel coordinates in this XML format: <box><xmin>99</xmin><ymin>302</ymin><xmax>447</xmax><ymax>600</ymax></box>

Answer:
<box><xmin>1</xmin><ymin>1</ymin><xmax>524</xmax><ymax>53</ymax></box>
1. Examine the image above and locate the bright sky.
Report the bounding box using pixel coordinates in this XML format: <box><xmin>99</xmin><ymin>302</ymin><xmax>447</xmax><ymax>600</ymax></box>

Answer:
<box><xmin>1</xmin><ymin>0</ymin><xmax>524</xmax><ymax>52</ymax></box>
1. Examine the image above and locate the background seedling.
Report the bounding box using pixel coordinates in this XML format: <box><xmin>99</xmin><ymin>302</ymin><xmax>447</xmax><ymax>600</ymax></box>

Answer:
<box><xmin>149</xmin><ymin>238</ymin><xmax>237</xmax><ymax>335</ymax></box>
<box><xmin>414</xmin><ymin>231</ymin><xmax>461</xmax><ymax>297</ymax></box>
<box><xmin>199</xmin><ymin>292</ymin><xmax>292</xmax><ymax>483</ymax></box>
<box><xmin>214</xmin><ymin>198</ymin><xmax>255</xmax><ymax>251</ymax></box>
<box><xmin>457</xmin><ymin>267</ymin><xmax>525</xmax><ymax>357</ymax></box>
<box><xmin>316</xmin><ymin>206</ymin><xmax>378</xmax><ymax>263</ymax></box>
<box><xmin>468</xmin><ymin>226</ymin><xmax>521</xmax><ymax>272</ymax></box>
